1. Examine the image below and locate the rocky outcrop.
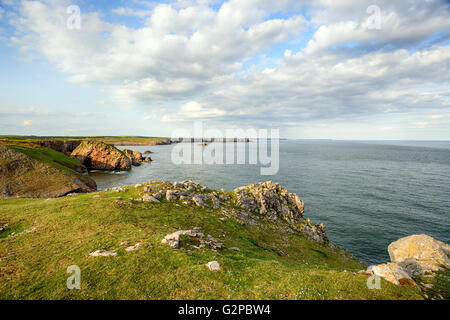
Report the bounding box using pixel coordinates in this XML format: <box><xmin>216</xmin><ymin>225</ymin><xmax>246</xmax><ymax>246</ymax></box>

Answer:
<box><xmin>0</xmin><ymin>145</ymin><xmax>96</xmax><ymax>198</ymax></box>
<box><xmin>71</xmin><ymin>141</ymin><xmax>131</xmax><ymax>170</ymax></box>
<box><xmin>232</xmin><ymin>181</ymin><xmax>328</xmax><ymax>243</ymax></box>
<box><xmin>36</xmin><ymin>140</ymin><xmax>81</xmax><ymax>156</ymax></box>
<box><xmin>143</xmin><ymin>180</ymin><xmax>328</xmax><ymax>244</ymax></box>
<box><xmin>234</xmin><ymin>181</ymin><xmax>304</xmax><ymax>224</ymax></box>
<box><xmin>367</xmin><ymin>234</ymin><xmax>449</xmax><ymax>285</ymax></box>
<box><xmin>122</xmin><ymin>149</ymin><xmax>152</xmax><ymax>166</ymax></box>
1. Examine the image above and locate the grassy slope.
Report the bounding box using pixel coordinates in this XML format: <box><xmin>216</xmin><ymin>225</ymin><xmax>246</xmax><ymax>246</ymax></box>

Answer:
<box><xmin>0</xmin><ymin>183</ymin><xmax>422</xmax><ymax>300</ymax></box>
<box><xmin>8</xmin><ymin>145</ymin><xmax>87</xmax><ymax>176</ymax></box>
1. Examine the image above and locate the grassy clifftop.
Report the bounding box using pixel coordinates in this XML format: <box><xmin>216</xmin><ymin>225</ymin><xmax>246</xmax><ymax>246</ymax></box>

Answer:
<box><xmin>0</xmin><ymin>181</ymin><xmax>422</xmax><ymax>300</ymax></box>
<box><xmin>0</xmin><ymin>136</ymin><xmax>171</xmax><ymax>146</ymax></box>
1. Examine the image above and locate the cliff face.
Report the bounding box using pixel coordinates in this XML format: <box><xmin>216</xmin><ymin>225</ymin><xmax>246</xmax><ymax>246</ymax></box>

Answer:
<box><xmin>36</xmin><ymin>140</ymin><xmax>81</xmax><ymax>156</ymax></box>
<box><xmin>0</xmin><ymin>145</ymin><xmax>96</xmax><ymax>198</ymax></box>
<box><xmin>70</xmin><ymin>141</ymin><xmax>132</xmax><ymax>170</ymax></box>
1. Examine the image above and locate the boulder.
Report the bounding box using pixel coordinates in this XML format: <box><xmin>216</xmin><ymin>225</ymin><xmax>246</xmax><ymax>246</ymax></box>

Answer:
<box><xmin>367</xmin><ymin>263</ymin><xmax>412</xmax><ymax>285</ymax></box>
<box><xmin>161</xmin><ymin>230</ymin><xmax>203</xmax><ymax>249</ymax></box>
<box><xmin>206</xmin><ymin>261</ymin><xmax>221</xmax><ymax>271</ymax></box>
<box><xmin>0</xmin><ymin>145</ymin><xmax>97</xmax><ymax>198</ymax></box>
<box><xmin>142</xmin><ymin>194</ymin><xmax>160</xmax><ymax>203</ymax></box>
<box><xmin>71</xmin><ymin>141</ymin><xmax>131</xmax><ymax>170</ymax></box>
<box><xmin>388</xmin><ymin>234</ymin><xmax>450</xmax><ymax>276</ymax></box>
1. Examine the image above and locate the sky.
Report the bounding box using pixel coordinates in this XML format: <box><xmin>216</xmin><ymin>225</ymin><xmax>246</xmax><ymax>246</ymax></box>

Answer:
<box><xmin>0</xmin><ymin>0</ymin><xmax>449</xmax><ymax>140</ymax></box>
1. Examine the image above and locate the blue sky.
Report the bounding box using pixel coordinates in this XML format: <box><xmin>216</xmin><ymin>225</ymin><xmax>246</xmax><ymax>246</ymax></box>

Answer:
<box><xmin>0</xmin><ymin>0</ymin><xmax>449</xmax><ymax>139</ymax></box>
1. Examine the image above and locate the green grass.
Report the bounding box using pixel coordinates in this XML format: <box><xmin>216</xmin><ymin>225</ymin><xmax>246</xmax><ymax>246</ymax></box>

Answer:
<box><xmin>0</xmin><ymin>184</ymin><xmax>423</xmax><ymax>300</ymax></box>
<box><xmin>8</xmin><ymin>145</ymin><xmax>86</xmax><ymax>176</ymax></box>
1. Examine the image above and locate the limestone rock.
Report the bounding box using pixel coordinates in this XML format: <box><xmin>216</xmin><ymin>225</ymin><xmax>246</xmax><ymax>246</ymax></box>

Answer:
<box><xmin>206</xmin><ymin>261</ymin><xmax>220</xmax><ymax>271</ymax></box>
<box><xmin>233</xmin><ymin>181</ymin><xmax>304</xmax><ymax>224</ymax></box>
<box><xmin>71</xmin><ymin>141</ymin><xmax>131</xmax><ymax>171</ymax></box>
<box><xmin>142</xmin><ymin>194</ymin><xmax>160</xmax><ymax>203</ymax></box>
<box><xmin>192</xmin><ymin>195</ymin><xmax>205</xmax><ymax>206</ymax></box>
<box><xmin>161</xmin><ymin>230</ymin><xmax>203</xmax><ymax>249</ymax></box>
<box><xmin>233</xmin><ymin>181</ymin><xmax>327</xmax><ymax>243</ymax></box>
<box><xmin>388</xmin><ymin>234</ymin><xmax>450</xmax><ymax>275</ymax></box>
<box><xmin>166</xmin><ymin>190</ymin><xmax>179</xmax><ymax>201</ymax></box>
<box><xmin>367</xmin><ymin>263</ymin><xmax>412</xmax><ymax>285</ymax></box>
<box><xmin>125</xmin><ymin>243</ymin><xmax>142</xmax><ymax>252</ymax></box>
<box><xmin>89</xmin><ymin>250</ymin><xmax>117</xmax><ymax>257</ymax></box>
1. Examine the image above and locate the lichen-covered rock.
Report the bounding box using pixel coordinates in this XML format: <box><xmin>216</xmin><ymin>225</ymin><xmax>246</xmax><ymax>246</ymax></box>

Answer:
<box><xmin>388</xmin><ymin>234</ymin><xmax>450</xmax><ymax>276</ymax></box>
<box><xmin>0</xmin><ymin>145</ymin><xmax>97</xmax><ymax>198</ymax></box>
<box><xmin>367</xmin><ymin>263</ymin><xmax>413</xmax><ymax>285</ymax></box>
<box><xmin>71</xmin><ymin>141</ymin><xmax>131</xmax><ymax>170</ymax></box>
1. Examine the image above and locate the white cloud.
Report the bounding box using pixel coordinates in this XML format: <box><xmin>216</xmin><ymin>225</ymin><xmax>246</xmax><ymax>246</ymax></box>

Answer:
<box><xmin>4</xmin><ymin>0</ymin><xmax>450</xmax><ymax>132</ymax></box>
<box><xmin>161</xmin><ymin>101</ymin><xmax>228</xmax><ymax>122</ymax></box>
<box><xmin>22</xmin><ymin>119</ymin><xmax>32</xmax><ymax>126</ymax></box>
<box><xmin>306</xmin><ymin>0</ymin><xmax>450</xmax><ymax>54</ymax></box>
<box><xmin>9</xmin><ymin>0</ymin><xmax>305</xmax><ymax>104</ymax></box>
<box><xmin>111</xmin><ymin>7</ymin><xmax>150</xmax><ymax>19</ymax></box>
<box><xmin>430</xmin><ymin>114</ymin><xmax>450</xmax><ymax>119</ymax></box>
<box><xmin>409</xmin><ymin>121</ymin><xmax>431</xmax><ymax>129</ymax></box>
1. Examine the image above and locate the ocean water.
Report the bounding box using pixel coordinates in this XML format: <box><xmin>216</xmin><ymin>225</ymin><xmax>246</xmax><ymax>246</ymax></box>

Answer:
<box><xmin>90</xmin><ymin>140</ymin><xmax>450</xmax><ymax>265</ymax></box>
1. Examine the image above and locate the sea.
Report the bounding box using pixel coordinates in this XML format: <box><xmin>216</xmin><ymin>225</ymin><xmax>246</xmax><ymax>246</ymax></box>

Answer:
<box><xmin>90</xmin><ymin>140</ymin><xmax>450</xmax><ymax>265</ymax></box>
